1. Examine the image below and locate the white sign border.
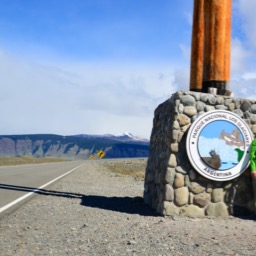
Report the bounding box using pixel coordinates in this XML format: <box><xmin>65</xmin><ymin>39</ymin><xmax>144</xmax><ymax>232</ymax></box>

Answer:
<box><xmin>186</xmin><ymin>110</ymin><xmax>253</xmax><ymax>181</ymax></box>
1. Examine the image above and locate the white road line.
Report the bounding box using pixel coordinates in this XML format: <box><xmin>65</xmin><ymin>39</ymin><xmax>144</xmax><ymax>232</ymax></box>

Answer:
<box><xmin>0</xmin><ymin>163</ymin><xmax>84</xmax><ymax>214</ymax></box>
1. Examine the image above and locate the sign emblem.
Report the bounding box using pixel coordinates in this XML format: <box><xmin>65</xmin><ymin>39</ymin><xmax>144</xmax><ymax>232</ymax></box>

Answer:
<box><xmin>186</xmin><ymin>110</ymin><xmax>253</xmax><ymax>181</ymax></box>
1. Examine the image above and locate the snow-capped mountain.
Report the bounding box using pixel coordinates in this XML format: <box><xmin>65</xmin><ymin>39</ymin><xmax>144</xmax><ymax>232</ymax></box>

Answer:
<box><xmin>75</xmin><ymin>132</ymin><xmax>149</xmax><ymax>143</ymax></box>
<box><xmin>114</xmin><ymin>132</ymin><xmax>149</xmax><ymax>142</ymax></box>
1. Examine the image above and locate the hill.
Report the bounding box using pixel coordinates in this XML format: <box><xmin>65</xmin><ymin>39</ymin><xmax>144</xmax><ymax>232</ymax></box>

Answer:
<box><xmin>0</xmin><ymin>133</ymin><xmax>149</xmax><ymax>159</ymax></box>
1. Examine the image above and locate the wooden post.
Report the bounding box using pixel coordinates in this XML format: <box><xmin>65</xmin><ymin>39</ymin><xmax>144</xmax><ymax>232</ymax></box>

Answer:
<box><xmin>190</xmin><ymin>0</ymin><xmax>232</xmax><ymax>95</ymax></box>
<box><xmin>190</xmin><ymin>0</ymin><xmax>204</xmax><ymax>92</ymax></box>
<box><xmin>224</xmin><ymin>0</ymin><xmax>232</xmax><ymax>92</ymax></box>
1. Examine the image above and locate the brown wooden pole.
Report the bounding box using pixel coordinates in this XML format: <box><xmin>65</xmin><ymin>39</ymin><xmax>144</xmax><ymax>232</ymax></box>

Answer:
<box><xmin>224</xmin><ymin>0</ymin><xmax>232</xmax><ymax>90</ymax></box>
<box><xmin>189</xmin><ymin>0</ymin><xmax>204</xmax><ymax>92</ymax></box>
<box><xmin>202</xmin><ymin>0</ymin><xmax>232</xmax><ymax>94</ymax></box>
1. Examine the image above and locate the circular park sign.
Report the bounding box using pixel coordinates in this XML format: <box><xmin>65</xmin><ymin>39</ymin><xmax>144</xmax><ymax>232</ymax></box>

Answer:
<box><xmin>186</xmin><ymin>110</ymin><xmax>253</xmax><ymax>181</ymax></box>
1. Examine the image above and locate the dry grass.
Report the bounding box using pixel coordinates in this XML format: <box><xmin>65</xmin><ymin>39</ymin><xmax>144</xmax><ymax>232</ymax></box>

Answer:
<box><xmin>0</xmin><ymin>157</ymin><xmax>67</xmax><ymax>166</ymax></box>
<box><xmin>102</xmin><ymin>158</ymin><xmax>147</xmax><ymax>181</ymax></box>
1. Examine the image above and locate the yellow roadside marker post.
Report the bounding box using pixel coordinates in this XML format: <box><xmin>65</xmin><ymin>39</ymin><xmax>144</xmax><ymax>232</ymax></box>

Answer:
<box><xmin>97</xmin><ymin>150</ymin><xmax>105</xmax><ymax>159</ymax></box>
<box><xmin>97</xmin><ymin>150</ymin><xmax>105</xmax><ymax>171</ymax></box>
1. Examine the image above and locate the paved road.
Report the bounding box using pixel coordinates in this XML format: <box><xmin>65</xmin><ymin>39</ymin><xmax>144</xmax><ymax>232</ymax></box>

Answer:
<box><xmin>0</xmin><ymin>161</ymin><xmax>85</xmax><ymax>212</ymax></box>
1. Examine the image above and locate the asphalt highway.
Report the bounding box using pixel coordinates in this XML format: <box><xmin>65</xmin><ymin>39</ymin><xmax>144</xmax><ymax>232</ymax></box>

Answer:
<box><xmin>0</xmin><ymin>160</ymin><xmax>85</xmax><ymax>214</ymax></box>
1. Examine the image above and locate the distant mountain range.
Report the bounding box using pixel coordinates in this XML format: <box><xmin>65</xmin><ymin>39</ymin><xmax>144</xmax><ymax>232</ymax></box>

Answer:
<box><xmin>0</xmin><ymin>133</ymin><xmax>149</xmax><ymax>159</ymax></box>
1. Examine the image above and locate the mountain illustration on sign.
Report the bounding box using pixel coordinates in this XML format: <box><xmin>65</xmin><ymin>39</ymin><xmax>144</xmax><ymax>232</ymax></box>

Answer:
<box><xmin>198</xmin><ymin>121</ymin><xmax>245</xmax><ymax>171</ymax></box>
<box><xmin>220</xmin><ymin>128</ymin><xmax>245</xmax><ymax>162</ymax></box>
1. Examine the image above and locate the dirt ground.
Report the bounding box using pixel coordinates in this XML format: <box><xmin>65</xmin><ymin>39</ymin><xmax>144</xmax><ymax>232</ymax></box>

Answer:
<box><xmin>0</xmin><ymin>159</ymin><xmax>255</xmax><ymax>256</ymax></box>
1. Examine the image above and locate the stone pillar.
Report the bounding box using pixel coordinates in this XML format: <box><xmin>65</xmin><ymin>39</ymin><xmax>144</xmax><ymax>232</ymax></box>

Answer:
<box><xmin>190</xmin><ymin>0</ymin><xmax>232</xmax><ymax>95</ymax></box>
<box><xmin>144</xmin><ymin>91</ymin><xmax>256</xmax><ymax>217</ymax></box>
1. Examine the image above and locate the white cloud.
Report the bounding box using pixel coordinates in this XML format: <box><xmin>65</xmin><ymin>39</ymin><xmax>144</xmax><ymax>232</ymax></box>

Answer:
<box><xmin>184</xmin><ymin>11</ymin><xmax>193</xmax><ymax>27</ymax></box>
<box><xmin>230</xmin><ymin>1</ymin><xmax>256</xmax><ymax>98</ymax></box>
<box><xmin>0</xmin><ymin>49</ymin><xmax>177</xmax><ymax>138</ymax></box>
<box><xmin>4</xmin><ymin>1</ymin><xmax>256</xmax><ymax>139</ymax></box>
<box><xmin>242</xmin><ymin>72</ymin><xmax>256</xmax><ymax>80</ymax></box>
<box><xmin>231</xmin><ymin>78</ymin><xmax>256</xmax><ymax>100</ymax></box>
<box><xmin>179</xmin><ymin>44</ymin><xmax>191</xmax><ymax>61</ymax></box>
<box><xmin>172</xmin><ymin>67</ymin><xmax>190</xmax><ymax>92</ymax></box>
<box><xmin>231</xmin><ymin>38</ymin><xmax>252</xmax><ymax>78</ymax></box>
<box><xmin>238</xmin><ymin>0</ymin><xmax>256</xmax><ymax>49</ymax></box>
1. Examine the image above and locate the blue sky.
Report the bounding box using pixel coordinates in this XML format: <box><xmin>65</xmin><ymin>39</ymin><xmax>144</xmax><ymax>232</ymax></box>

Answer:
<box><xmin>0</xmin><ymin>0</ymin><xmax>192</xmax><ymax>62</ymax></box>
<box><xmin>1</xmin><ymin>0</ymin><xmax>256</xmax><ymax>138</ymax></box>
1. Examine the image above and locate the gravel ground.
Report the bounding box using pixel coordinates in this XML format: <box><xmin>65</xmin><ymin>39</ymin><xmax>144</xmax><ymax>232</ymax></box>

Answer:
<box><xmin>0</xmin><ymin>159</ymin><xmax>256</xmax><ymax>256</ymax></box>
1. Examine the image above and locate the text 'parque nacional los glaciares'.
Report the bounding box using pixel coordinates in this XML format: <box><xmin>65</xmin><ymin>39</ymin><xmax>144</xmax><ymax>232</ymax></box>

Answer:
<box><xmin>186</xmin><ymin>110</ymin><xmax>253</xmax><ymax>181</ymax></box>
